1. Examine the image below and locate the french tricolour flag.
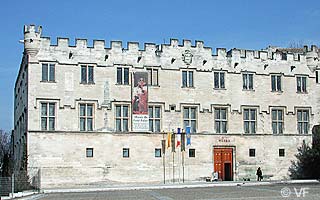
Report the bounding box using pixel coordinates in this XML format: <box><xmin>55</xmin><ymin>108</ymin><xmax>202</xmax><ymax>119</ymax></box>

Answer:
<box><xmin>176</xmin><ymin>128</ymin><xmax>181</xmax><ymax>147</ymax></box>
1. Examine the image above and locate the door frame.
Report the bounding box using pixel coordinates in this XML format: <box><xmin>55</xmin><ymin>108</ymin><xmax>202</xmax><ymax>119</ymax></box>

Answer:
<box><xmin>213</xmin><ymin>146</ymin><xmax>236</xmax><ymax>181</ymax></box>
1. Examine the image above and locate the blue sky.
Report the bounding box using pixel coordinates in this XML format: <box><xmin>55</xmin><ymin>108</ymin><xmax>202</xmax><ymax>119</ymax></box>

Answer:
<box><xmin>0</xmin><ymin>0</ymin><xmax>320</xmax><ymax>131</ymax></box>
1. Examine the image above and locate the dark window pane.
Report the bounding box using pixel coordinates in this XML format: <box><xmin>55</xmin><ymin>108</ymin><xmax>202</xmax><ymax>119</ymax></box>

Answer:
<box><xmin>49</xmin><ymin>64</ymin><xmax>55</xmax><ymax>81</ymax></box>
<box><xmin>148</xmin><ymin>107</ymin><xmax>153</xmax><ymax>118</ymax></box>
<box><xmin>215</xmin><ymin>121</ymin><xmax>220</xmax><ymax>133</ymax></box>
<box><xmin>243</xmin><ymin>74</ymin><xmax>247</xmax><ymax>89</ymax></box>
<box><xmin>250</xmin><ymin>110</ymin><xmax>256</xmax><ymax>120</ymax></box>
<box><xmin>251</xmin><ymin>122</ymin><xmax>256</xmax><ymax>133</ymax></box>
<box><xmin>116</xmin><ymin>119</ymin><xmax>121</xmax><ymax>131</ymax></box>
<box><xmin>88</xmin><ymin>66</ymin><xmax>94</xmax><ymax>83</ymax></box>
<box><xmin>86</xmin><ymin>148</ymin><xmax>93</xmax><ymax>157</ymax></box>
<box><xmin>249</xmin><ymin>74</ymin><xmax>253</xmax><ymax>89</ymax></box>
<box><xmin>183</xmin><ymin>108</ymin><xmax>189</xmax><ymax>119</ymax></box>
<box><xmin>49</xmin><ymin>117</ymin><xmax>55</xmax><ymax>130</ymax></box>
<box><xmin>123</xmin><ymin>106</ymin><xmax>129</xmax><ymax>117</ymax></box>
<box><xmin>155</xmin><ymin>149</ymin><xmax>161</xmax><ymax>157</ymax></box>
<box><xmin>124</xmin><ymin>68</ymin><xmax>129</xmax><ymax>84</ymax></box>
<box><xmin>221</xmin><ymin>121</ymin><xmax>227</xmax><ymax>133</ymax></box>
<box><xmin>155</xmin><ymin>107</ymin><xmax>161</xmax><ymax>118</ymax></box>
<box><xmin>81</xmin><ymin>66</ymin><xmax>87</xmax><ymax>83</ymax></box>
<box><xmin>244</xmin><ymin>109</ymin><xmax>249</xmax><ymax>120</ymax></box>
<box><xmin>41</xmin><ymin>103</ymin><xmax>47</xmax><ymax>116</ymax></box>
<box><xmin>117</xmin><ymin>68</ymin><xmax>122</xmax><ymax>84</ymax></box>
<box><xmin>244</xmin><ymin>121</ymin><xmax>249</xmax><ymax>133</ymax></box>
<box><xmin>147</xmin><ymin>69</ymin><xmax>152</xmax><ymax>85</ymax></box>
<box><xmin>87</xmin><ymin>105</ymin><xmax>93</xmax><ymax>116</ymax></box>
<box><xmin>271</xmin><ymin>76</ymin><xmax>276</xmax><ymax>91</ymax></box>
<box><xmin>182</xmin><ymin>71</ymin><xmax>187</xmax><ymax>87</ymax></box>
<box><xmin>221</xmin><ymin>108</ymin><xmax>226</xmax><ymax>119</ymax></box>
<box><xmin>123</xmin><ymin>119</ymin><xmax>128</xmax><ymax>131</ymax></box>
<box><xmin>189</xmin><ymin>71</ymin><xmax>193</xmax><ymax>87</ymax></box>
<box><xmin>302</xmin><ymin>77</ymin><xmax>306</xmax><ymax>92</ymax></box>
<box><xmin>278</xmin><ymin>110</ymin><xmax>283</xmax><ymax>120</ymax></box>
<box><xmin>277</xmin><ymin>76</ymin><xmax>281</xmax><ymax>91</ymax></box>
<box><xmin>42</xmin><ymin>64</ymin><xmax>48</xmax><ymax>81</ymax></box>
<box><xmin>297</xmin><ymin>77</ymin><xmax>301</xmax><ymax>92</ymax></box>
<box><xmin>272</xmin><ymin>110</ymin><xmax>277</xmax><ymax>120</ymax></box>
<box><xmin>80</xmin><ymin>118</ymin><xmax>85</xmax><ymax>131</ymax></box>
<box><xmin>220</xmin><ymin>73</ymin><xmax>225</xmax><ymax>88</ymax></box>
<box><xmin>80</xmin><ymin>104</ymin><xmax>86</xmax><ymax>116</ymax></box>
<box><xmin>153</xmin><ymin>69</ymin><xmax>158</xmax><ymax>85</ymax></box>
<box><xmin>215</xmin><ymin>109</ymin><xmax>220</xmax><ymax>119</ymax></box>
<box><xmin>155</xmin><ymin>120</ymin><xmax>160</xmax><ymax>132</ymax></box>
<box><xmin>272</xmin><ymin>122</ymin><xmax>277</xmax><ymax>134</ymax></box>
<box><xmin>116</xmin><ymin>106</ymin><xmax>121</xmax><ymax>117</ymax></box>
<box><xmin>190</xmin><ymin>108</ymin><xmax>196</xmax><ymax>119</ymax></box>
<box><xmin>49</xmin><ymin>103</ymin><xmax>55</xmax><ymax>116</ymax></box>
<box><xmin>149</xmin><ymin>120</ymin><xmax>153</xmax><ymax>132</ymax></box>
<box><xmin>87</xmin><ymin>118</ymin><xmax>93</xmax><ymax>131</ymax></box>
<box><xmin>41</xmin><ymin>117</ymin><xmax>47</xmax><ymax>130</ymax></box>
<box><xmin>214</xmin><ymin>72</ymin><xmax>219</xmax><ymax>88</ymax></box>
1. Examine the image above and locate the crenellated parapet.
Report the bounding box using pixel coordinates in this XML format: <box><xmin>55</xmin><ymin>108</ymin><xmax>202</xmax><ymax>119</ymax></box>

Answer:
<box><xmin>25</xmin><ymin>25</ymin><xmax>319</xmax><ymax>74</ymax></box>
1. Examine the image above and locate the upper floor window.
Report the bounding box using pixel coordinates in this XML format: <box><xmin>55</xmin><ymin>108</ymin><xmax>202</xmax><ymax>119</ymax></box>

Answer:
<box><xmin>316</xmin><ymin>70</ymin><xmax>319</xmax><ymax>84</ymax></box>
<box><xmin>149</xmin><ymin>106</ymin><xmax>161</xmax><ymax>132</ymax></box>
<box><xmin>183</xmin><ymin>107</ymin><xmax>197</xmax><ymax>133</ymax></box>
<box><xmin>80</xmin><ymin>103</ymin><xmax>94</xmax><ymax>131</ymax></box>
<box><xmin>147</xmin><ymin>68</ymin><xmax>159</xmax><ymax>86</ymax></box>
<box><xmin>243</xmin><ymin>73</ymin><xmax>253</xmax><ymax>90</ymax></box>
<box><xmin>214</xmin><ymin>108</ymin><xmax>227</xmax><ymax>133</ymax></box>
<box><xmin>116</xmin><ymin>105</ymin><xmax>129</xmax><ymax>132</ymax></box>
<box><xmin>271</xmin><ymin>75</ymin><xmax>282</xmax><ymax>92</ymax></box>
<box><xmin>42</xmin><ymin>63</ymin><xmax>55</xmax><ymax>82</ymax></box>
<box><xmin>81</xmin><ymin>65</ymin><xmax>94</xmax><ymax>84</ymax></box>
<box><xmin>117</xmin><ymin>67</ymin><xmax>129</xmax><ymax>85</ymax></box>
<box><xmin>296</xmin><ymin>76</ymin><xmax>307</xmax><ymax>93</ymax></box>
<box><xmin>272</xmin><ymin>109</ymin><xmax>284</xmax><ymax>134</ymax></box>
<box><xmin>243</xmin><ymin>108</ymin><xmax>256</xmax><ymax>134</ymax></box>
<box><xmin>182</xmin><ymin>71</ymin><xmax>194</xmax><ymax>88</ymax></box>
<box><xmin>297</xmin><ymin>110</ymin><xmax>309</xmax><ymax>134</ymax></box>
<box><xmin>214</xmin><ymin>72</ymin><xmax>225</xmax><ymax>89</ymax></box>
<box><xmin>41</xmin><ymin>102</ymin><xmax>55</xmax><ymax>131</ymax></box>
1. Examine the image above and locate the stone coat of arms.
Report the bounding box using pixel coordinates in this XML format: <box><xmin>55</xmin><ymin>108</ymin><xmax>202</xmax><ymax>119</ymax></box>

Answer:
<box><xmin>182</xmin><ymin>50</ymin><xmax>193</xmax><ymax>65</ymax></box>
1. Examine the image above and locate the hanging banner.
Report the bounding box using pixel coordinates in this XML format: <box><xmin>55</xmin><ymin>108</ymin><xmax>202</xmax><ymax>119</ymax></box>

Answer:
<box><xmin>186</xmin><ymin>126</ymin><xmax>191</xmax><ymax>145</ymax></box>
<box><xmin>132</xmin><ymin>72</ymin><xmax>149</xmax><ymax>131</ymax></box>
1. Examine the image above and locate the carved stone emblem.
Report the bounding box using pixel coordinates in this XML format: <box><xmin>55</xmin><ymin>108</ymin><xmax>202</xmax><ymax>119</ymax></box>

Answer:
<box><xmin>182</xmin><ymin>50</ymin><xmax>193</xmax><ymax>65</ymax></box>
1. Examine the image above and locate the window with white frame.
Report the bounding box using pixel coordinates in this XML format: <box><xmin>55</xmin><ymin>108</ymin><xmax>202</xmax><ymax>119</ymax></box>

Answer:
<box><xmin>296</xmin><ymin>76</ymin><xmax>307</xmax><ymax>93</ymax></box>
<box><xmin>80</xmin><ymin>65</ymin><xmax>94</xmax><ymax>84</ymax></box>
<box><xmin>243</xmin><ymin>73</ymin><xmax>253</xmax><ymax>90</ymax></box>
<box><xmin>214</xmin><ymin>72</ymin><xmax>225</xmax><ymax>89</ymax></box>
<box><xmin>182</xmin><ymin>71</ymin><xmax>194</xmax><ymax>87</ymax></box>
<box><xmin>297</xmin><ymin>109</ymin><xmax>309</xmax><ymax>134</ymax></box>
<box><xmin>41</xmin><ymin>102</ymin><xmax>55</xmax><ymax>131</ymax></box>
<box><xmin>272</xmin><ymin>109</ymin><xmax>284</xmax><ymax>134</ymax></box>
<box><xmin>42</xmin><ymin>63</ymin><xmax>55</xmax><ymax>82</ymax></box>
<box><xmin>243</xmin><ymin>108</ymin><xmax>256</xmax><ymax>134</ymax></box>
<box><xmin>149</xmin><ymin>106</ymin><xmax>161</xmax><ymax>132</ymax></box>
<box><xmin>80</xmin><ymin>103</ymin><xmax>94</xmax><ymax>131</ymax></box>
<box><xmin>214</xmin><ymin>108</ymin><xmax>227</xmax><ymax>133</ymax></box>
<box><xmin>147</xmin><ymin>68</ymin><xmax>159</xmax><ymax>86</ymax></box>
<box><xmin>183</xmin><ymin>107</ymin><xmax>197</xmax><ymax>133</ymax></box>
<box><xmin>271</xmin><ymin>75</ymin><xmax>282</xmax><ymax>92</ymax></box>
<box><xmin>116</xmin><ymin>67</ymin><xmax>129</xmax><ymax>85</ymax></box>
<box><xmin>115</xmin><ymin>105</ymin><xmax>129</xmax><ymax>132</ymax></box>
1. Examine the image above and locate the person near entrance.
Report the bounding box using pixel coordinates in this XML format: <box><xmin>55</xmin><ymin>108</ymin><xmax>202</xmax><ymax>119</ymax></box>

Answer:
<box><xmin>256</xmin><ymin>167</ymin><xmax>263</xmax><ymax>181</ymax></box>
<box><xmin>212</xmin><ymin>171</ymin><xmax>219</xmax><ymax>181</ymax></box>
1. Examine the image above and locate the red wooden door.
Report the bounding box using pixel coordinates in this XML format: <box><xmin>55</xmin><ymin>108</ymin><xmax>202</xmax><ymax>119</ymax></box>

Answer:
<box><xmin>214</xmin><ymin>148</ymin><xmax>233</xmax><ymax>181</ymax></box>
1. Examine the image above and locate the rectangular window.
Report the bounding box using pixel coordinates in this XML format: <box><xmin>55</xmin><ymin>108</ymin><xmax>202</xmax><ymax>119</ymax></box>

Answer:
<box><xmin>316</xmin><ymin>71</ymin><xmax>319</xmax><ymax>84</ymax></box>
<box><xmin>79</xmin><ymin>103</ymin><xmax>94</xmax><ymax>131</ymax></box>
<box><xmin>214</xmin><ymin>72</ymin><xmax>225</xmax><ymax>89</ymax></box>
<box><xmin>86</xmin><ymin>148</ymin><xmax>93</xmax><ymax>157</ymax></box>
<box><xmin>42</xmin><ymin>63</ymin><xmax>55</xmax><ymax>82</ymax></box>
<box><xmin>272</xmin><ymin>109</ymin><xmax>284</xmax><ymax>134</ymax></box>
<box><xmin>80</xmin><ymin>65</ymin><xmax>94</xmax><ymax>84</ymax></box>
<box><xmin>147</xmin><ymin>68</ymin><xmax>159</xmax><ymax>86</ymax></box>
<box><xmin>189</xmin><ymin>149</ymin><xmax>195</xmax><ymax>157</ymax></box>
<box><xmin>183</xmin><ymin>107</ymin><xmax>197</xmax><ymax>133</ymax></box>
<box><xmin>243</xmin><ymin>108</ymin><xmax>256</xmax><ymax>134</ymax></box>
<box><xmin>271</xmin><ymin>75</ymin><xmax>282</xmax><ymax>92</ymax></box>
<box><xmin>297</xmin><ymin>110</ymin><xmax>309</xmax><ymax>134</ymax></box>
<box><xmin>182</xmin><ymin>71</ymin><xmax>194</xmax><ymax>87</ymax></box>
<box><xmin>243</xmin><ymin>73</ymin><xmax>253</xmax><ymax>90</ymax></box>
<box><xmin>249</xmin><ymin>149</ymin><xmax>255</xmax><ymax>157</ymax></box>
<box><xmin>41</xmin><ymin>102</ymin><xmax>55</xmax><ymax>131</ymax></box>
<box><xmin>155</xmin><ymin>148</ymin><xmax>161</xmax><ymax>157</ymax></box>
<box><xmin>214</xmin><ymin>108</ymin><xmax>227</xmax><ymax>133</ymax></box>
<box><xmin>116</xmin><ymin>67</ymin><xmax>129</xmax><ymax>85</ymax></box>
<box><xmin>123</xmin><ymin>148</ymin><xmax>130</xmax><ymax>158</ymax></box>
<box><xmin>149</xmin><ymin>106</ymin><xmax>161</xmax><ymax>132</ymax></box>
<box><xmin>279</xmin><ymin>149</ymin><xmax>285</xmax><ymax>157</ymax></box>
<box><xmin>115</xmin><ymin>105</ymin><xmax>129</xmax><ymax>132</ymax></box>
<box><xmin>296</xmin><ymin>76</ymin><xmax>307</xmax><ymax>93</ymax></box>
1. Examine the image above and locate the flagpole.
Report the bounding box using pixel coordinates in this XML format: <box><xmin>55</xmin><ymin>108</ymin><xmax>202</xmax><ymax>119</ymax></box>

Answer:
<box><xmin>162</xmin><ymin>131</ymin><xmax>166</xmax><ymax>184</ymax></box>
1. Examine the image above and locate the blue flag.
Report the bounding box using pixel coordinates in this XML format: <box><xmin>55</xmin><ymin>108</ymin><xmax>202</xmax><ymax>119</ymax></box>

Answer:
<box><xmin>186</xmin><ymin>126</ymin><xmax>191</xmax><ymax>145</ymax></box>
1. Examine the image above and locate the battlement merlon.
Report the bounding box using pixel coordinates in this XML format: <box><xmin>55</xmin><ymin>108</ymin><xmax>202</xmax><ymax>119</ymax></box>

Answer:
<box><xmin>23</xmin><ymin>24</ymin><xmax>320</xmax><ymax>64</ymax></box>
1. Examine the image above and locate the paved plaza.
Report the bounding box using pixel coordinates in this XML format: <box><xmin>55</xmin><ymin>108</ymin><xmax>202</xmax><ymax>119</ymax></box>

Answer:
<box><xmin>27</xmin><ymin>183</ymin><xmax>320</xmax><ymax>200</ymax></box>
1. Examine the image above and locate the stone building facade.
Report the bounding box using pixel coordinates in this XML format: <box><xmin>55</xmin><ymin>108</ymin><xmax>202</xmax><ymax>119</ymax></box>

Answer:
<box><xmin>14</xmin><ymin>25</ymin><xmax>320</xmax><ymax>188</ymax></box>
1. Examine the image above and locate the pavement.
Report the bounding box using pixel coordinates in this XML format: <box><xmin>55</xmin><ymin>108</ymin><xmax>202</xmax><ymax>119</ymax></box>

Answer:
<box><xmin>1</xmin><ymin>179</ymin><xmax>319</xmax><ymax>200</ymax></box>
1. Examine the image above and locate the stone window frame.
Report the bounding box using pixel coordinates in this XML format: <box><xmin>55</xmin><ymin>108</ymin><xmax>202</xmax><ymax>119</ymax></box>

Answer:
<box><xmin>115</xmin><ymin>104</ymin><xmax>130</xmax><ymax>132</ymax></box>
<box><xmin>296</xmin><ymin>109</ymin><xmax>310</xmax><ymax>134</ymax></box>
<box><xmin>146</xmin><ymin>67</ymin><xmax>159</xmax><ymax>86</ymax></box>
<box><xmin>79</xmin><ymin>103</ymin><xmax>94</xmax><ymax>131</ymax></box>
<box><xmin>182</xmin><ymin>70</ymin><xmax>194</xmax><ymax>88</ymax></box>
<box><xmin>41</xmin><ymin>62</ymin><xmax>55</xmax><ymax>82</ymax></box>
<box><xmin>86</xmin><ymin>148</ymin><xmax>93</xmax><ymax>158</ymax></box>
<box><xmin>296</xmin><ymin>75</ymin><xmax>307</xmax><ymax>93</ymax></box>
<box><xmin>242</xmin><ymin>72</ymin><xmax>254</xmax><ymax>90</ymax></box>
<box><xmin>271</xmin><ymin>74</ymin><xmax>282</xmax><ymax>92</ymax></box>
<box><xmin>214</xmin><ymin>107</ymin><xmax>228</xmax><ymax>133</ymax></box>
<box><xmin>182</xmin><ymin>105</ymin><xmax>198</xmax><ymax>133</ymax></box>
<box><xmin>80</xmin><ymin>64</ymin><xmax>95</xmax><ymax>84</ymax></box>
<box><xmin>148</xmin><ymin>105</ymin><xmax>161</xmax><ymax>133</ymax></box>
<box><xmin>40</xmin><ymin>101</ymin><xmax>56</xmax><ymax>131</ymax></box>
<box><xmin>155</xmin><ymin>148</ymin><xmax>161</xmax><ymax>158</ymax></box>
<box><xmin>213</xmin><ymin>71</ymin><xmax>225</xmax><ymax>89</ymax></box>
<box><xmin>271</xmin><ymin>108</ymin><xmax>284</xmax><ymax>134</ymax></box>
<box><xmin>116</xmin><ymin>66</ymin><xmax>130</xmax><ymax>85</ymax></box>
<box><xmin>243</xmin><ymin>107</ymin><xmax>257</xmax><ymax>134</ymax></box>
